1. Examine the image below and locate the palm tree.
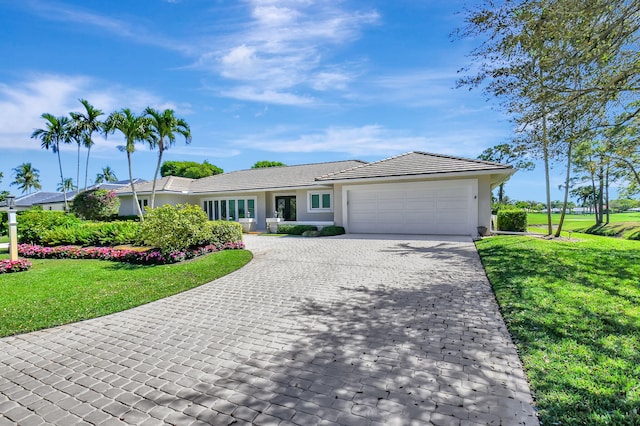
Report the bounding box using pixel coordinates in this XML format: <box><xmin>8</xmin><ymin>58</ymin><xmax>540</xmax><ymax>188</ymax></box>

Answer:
<box><xmin>95</xmin><ymin>166</ymin><xmax>118</xmax><ymax>184</ymax></box>
<box><xmin>144</xmin><ymin>108</ymin><xmax>191</xmax><ymax>208</ymax></box>
<box><xmin>31</xmin><ymin>113</ymin><xmax>71</xmax><ymax>210</ymax></box>
<box><xmin>57</xmin><ymin>177</ymin><xmax>77</xmax><ymax>193</ymax></box>
<box><xmin>104</xmin><ymin>109</ymin><xmax>155</xmax><ymax>221</ymax></box>
<box><xmin>11</xmin><ymin>163</ymin><xmax>42</xmax><ymax>194</ymax></box>
<box><xmin>67</xmin><ymin>116</ymin><xmax>84</xmax><ymax>192</ymax></box>
<box><xmin>71</xmin><ymin>99</ymin><xmax>104</xmax><ymax>190</ymax></box>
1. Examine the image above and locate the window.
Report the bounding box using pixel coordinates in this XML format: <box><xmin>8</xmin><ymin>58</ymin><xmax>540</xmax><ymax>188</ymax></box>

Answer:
<box><xmin>202</xmin><ymin>197</ymin><xmax>257</xmax><ymax>221</ymax></box>
<box><xmin>138</xmin><ymin>198</ymin><xmax>149</xmax><ymax>211</ymax></box>
<box><xmin>308</xmin><ymin>191</ymin><xmax>332</xmax><ymax>212</ymax></box>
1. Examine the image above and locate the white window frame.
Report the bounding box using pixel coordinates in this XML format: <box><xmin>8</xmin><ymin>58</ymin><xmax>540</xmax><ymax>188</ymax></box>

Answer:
<box><xmin>307</xmin><ymin>191</ymin><xmax>333</xmax><ymax>213</ymax></box>
<box><xmin>137</xmin><ymin>197</ymin><xmax>149</xmax><ymax>211</ymax></box>
<box><xmin>202</xmin><ymin>196</ymin><xmax>257</xmax><ymax>221</ymax></box>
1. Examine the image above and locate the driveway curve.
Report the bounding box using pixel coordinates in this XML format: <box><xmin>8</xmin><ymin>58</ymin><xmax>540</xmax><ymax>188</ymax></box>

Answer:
<box><xmin>0</xmin><ymin>235</ymin><xmax>538</xmax><ymax>426</ymax></box>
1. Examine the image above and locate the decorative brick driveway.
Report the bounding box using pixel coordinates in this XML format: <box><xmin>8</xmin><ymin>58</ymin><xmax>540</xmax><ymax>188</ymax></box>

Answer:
<box><xmin>0</xmin><ymin>235</ymin><xmax>538</xmax><ymax>425</ymax></box>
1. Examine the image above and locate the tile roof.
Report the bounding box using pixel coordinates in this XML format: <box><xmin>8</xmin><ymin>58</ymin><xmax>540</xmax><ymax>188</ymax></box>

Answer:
<box><xmin>316</xmin><ymin>151</ymin><xmax>513</xmax><ymax>181</ymax></box>
<box><xmin>188</xmin><ymin>160</ymin><xmax>366</xmax><ymax>194</ymax></box>
<box><xmin>115</xmin><ymin>176</ymin><xmax>194</xmax><ymax>194</ymax></box>
<box><xmin>14</xmin><ymin>192</ymin><xmax>62</xmax><ymax>207</ymax></box>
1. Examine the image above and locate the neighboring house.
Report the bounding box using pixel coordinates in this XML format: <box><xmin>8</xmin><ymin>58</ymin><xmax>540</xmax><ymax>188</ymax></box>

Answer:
<box><xmin>115</xmin><ymin>151</ymin><xmax>514</xmax><ymax>236</ymax></box>
<box><xmin>8</xmin><ymin>179</ymin><xmax>145</xmax><ymax>211</ymax></box>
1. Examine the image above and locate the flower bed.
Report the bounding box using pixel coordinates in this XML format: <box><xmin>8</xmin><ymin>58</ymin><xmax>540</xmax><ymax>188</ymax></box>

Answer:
<box><xmin>0</xmin><ymin>259</ymin><xmax>32</xmax><ymax>274</ymax></box>
<box><xmin>18</xmin><ymin>242</ymin><xmax>245</xmax><ymax>265</ymax></box>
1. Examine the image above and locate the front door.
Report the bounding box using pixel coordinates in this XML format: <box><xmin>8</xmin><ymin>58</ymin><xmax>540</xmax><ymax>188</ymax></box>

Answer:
<box><xmin>275</xmin><ymin>196</ymin><xmax>296</xmax><ymax>221</ymax></box>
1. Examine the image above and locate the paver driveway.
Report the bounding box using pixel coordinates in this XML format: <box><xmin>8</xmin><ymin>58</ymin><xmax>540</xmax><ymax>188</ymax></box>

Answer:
<box><xmin>0</xmin><ymin>235</ymin><xmax>538</xmax><ymax>426</ymax></box>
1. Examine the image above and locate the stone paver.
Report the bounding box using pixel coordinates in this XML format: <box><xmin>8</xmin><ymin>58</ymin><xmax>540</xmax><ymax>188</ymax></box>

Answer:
<box><xmin>0</xmin><ymin>234</ymin><xmax>539</xmax><ymax>425</ymax></box>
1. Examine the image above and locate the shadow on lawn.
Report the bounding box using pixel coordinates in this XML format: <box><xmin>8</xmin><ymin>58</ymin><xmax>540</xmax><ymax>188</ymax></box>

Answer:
<box><xmin>478</xmin><ymin>237</ymin><xmax>640</xmax><ymax>425</ymax></box>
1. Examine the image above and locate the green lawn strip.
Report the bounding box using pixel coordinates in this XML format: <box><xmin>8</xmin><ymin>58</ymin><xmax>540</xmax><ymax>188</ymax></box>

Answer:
<box><xmin>0</xmin><ymin>250</ymin><xmax>252</xmax><ymax>337</ymax></box>
<box><xmin>0</xmin><ymin>235</ymin><xmax>8</xmax><ymax>243</ymax></box>
<box><xmin>476</xmin><ymin>235</ymin><xmax>640</xmax><ymax>425</ymax></box>
<box><xmin>526</xmin><ymin>213</ymin><xmax>640</xmax><ymax>239</ymax></box>
<box><xmin>527</xmin><ymin>212</ymin><xmax>640</xmax><ymax>226</ymax></box>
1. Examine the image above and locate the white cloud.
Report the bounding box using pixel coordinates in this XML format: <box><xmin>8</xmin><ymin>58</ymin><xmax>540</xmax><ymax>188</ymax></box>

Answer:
<box><xmin>197</xmin><ymin>1</ymin><xmax>379</xmax><ymax>104</ymax></box>
<box><xmin>0</xmin><ymin>74</ymin><xmax>183</xmax><ymax>153</ymax></box>
<box><xmin>220</xmin><ymin>86</ymin><xmax>314</xmax><ymax>106</ymax></box>
<box><xmin>234</xmin><ymin>124</ymin><xmax>510</xmax><ymax>158</ymax></box>
<box><xmin>23</xmin><ymin>0</ymin><xmax>194</xmax><ymax>54</ymax></box>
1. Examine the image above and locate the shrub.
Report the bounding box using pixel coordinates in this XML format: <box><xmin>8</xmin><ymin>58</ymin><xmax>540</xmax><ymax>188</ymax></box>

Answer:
<box><xmin>139</xmin><ymin>204</ymin><xmax>213</xmax><ymax>253</ymax></box>
<box><xmin>277</xmin><ymin>225</ymin><xmax>318</xmax><ymax>235</ymax></box>
<box><xmin>17</xmin><ymin>209</ymin><xmax>82</xmax><ymax>244</ymax></box>
<box><xmin>209</xmin><ymin>221</ymin><xmax>243</xmax><ymax>246</ymax></box>
<box><xmin>0</xmin><ymin>258</ymin><xmax>32</xmax><ymax>274</ymax></box>
<box><xmin>40</xmin><ymin>221</ymin><xmax>140</xmax><ymax>247</ymax></box>
<box><xmin>319</xmin><ymin>226</ymin><xmax>345</xmax><ymax>236</ymax></box>
<box><xmin>497</xmin><ymin>209</ymin><xmax>528</xmax><ymax>232</ymax></box>
<box><xmin>18</xmin><ymin>242</ymin><xmax>244</xmax><ymax>265</ymax></box>
<box><xmin>0</xmin><ymin>211</ymin><xmax>7</xmax><ymax>235</ymax></box>
<box><xmin>71</xmin><ymin>189</ymin><xmax>120</xmax><ymax>221</ymax></box>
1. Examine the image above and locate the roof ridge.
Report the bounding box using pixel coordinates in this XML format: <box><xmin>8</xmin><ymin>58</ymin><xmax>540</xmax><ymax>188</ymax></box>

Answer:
<box><xmin>224</xmin><ymin>159</ymin><xmax>368</xmax><ymax>175</ymax></box>
<box><xmin>412</xmin><ymin>151</ymin><xmax>512</xmax><ymax>168</ymax></box>
<box><xmin>316</xmin><ymin>152</ymin><xmax>413</xmax><ymax>180</ymax></box>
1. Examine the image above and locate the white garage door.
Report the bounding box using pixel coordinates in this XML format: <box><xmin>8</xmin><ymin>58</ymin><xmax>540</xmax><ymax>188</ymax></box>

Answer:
<box><xmin>346</xmin><ymin>180</ymin><xmax>476</xmax><ymax>235</ymax></box>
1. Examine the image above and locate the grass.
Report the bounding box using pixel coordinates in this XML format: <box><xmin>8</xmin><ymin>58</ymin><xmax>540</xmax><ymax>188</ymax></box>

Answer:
<box><xmin>527</xmin><ymin>212</ymin><xmax>640</xmax><ymax>239</ymax></box>
<box><xmin>476</xmin><ymin>235</ymin><xmax>640</xmax><ymax>425</ymax></box>
<box><xmin>0</xmin><ymin>250</ymin><xmax>252</xmax><ymax>337</ymax></box>
<box><xmin>0</xmin><ymin>235</ymin><xmax>8</xmax><ymax>243</ymax></box>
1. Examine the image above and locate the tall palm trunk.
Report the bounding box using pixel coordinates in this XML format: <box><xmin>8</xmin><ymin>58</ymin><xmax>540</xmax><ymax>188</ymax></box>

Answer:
<box><xmin>84</xmin><ymin>144</ymin><xmax>92</xmax><ymax>191</ymax></box>
<box><xmin>56</xmin><ymin>144</ymin><xmax>69</xmax><ymax>211</ymax></box>
<box><xmin>76</xmin><ymin>143</ymin><xmax>81</xmax><ymax>193</ymax></box>
<box><xmin>150</xmin><ymin>142</ymin><xmax>164</xmax><ymax>209</ymax></box>
<box><xmin>127</xmin><ymin>151</ymin><xmax>144</xmax><ymax>221</ymax></box>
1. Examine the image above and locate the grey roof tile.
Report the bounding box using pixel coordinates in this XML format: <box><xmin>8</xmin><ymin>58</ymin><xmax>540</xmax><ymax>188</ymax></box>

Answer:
<box><xmin>316</xmin><ymin>151</ymin><xmax>512</xmax><ymax>181</ymax></box>
<box><xmin>188</xmin><ymin>160</ymin><xmax>365</xmax><ymax>194</ymax></box>
<box><xmin>114</xmin><ymin>176</ymin><xmax>194</xmax><ymax>194</ymax></box>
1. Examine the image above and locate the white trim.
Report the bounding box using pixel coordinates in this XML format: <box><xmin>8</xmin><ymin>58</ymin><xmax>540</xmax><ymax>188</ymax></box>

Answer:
<box><xmin>307</xmin><ymin>190</ymin><xmax>333</xmax><ymax>213</ymax></box>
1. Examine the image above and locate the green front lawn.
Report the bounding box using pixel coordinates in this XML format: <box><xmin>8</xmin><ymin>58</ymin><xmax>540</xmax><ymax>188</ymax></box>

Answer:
<box><xmin>0</xmin><ymin>235</ymin><xmax>8</xmax><ymax>243</ymax></box>
<box><xmin>0</xmin><ymin>250</ymin><xmax>252</xmax><ymax>337</ymax></box>
<box><xmin>477</xmin><ymin>235</ymin><xmax>640</xmax><ymax>425</ymax></box>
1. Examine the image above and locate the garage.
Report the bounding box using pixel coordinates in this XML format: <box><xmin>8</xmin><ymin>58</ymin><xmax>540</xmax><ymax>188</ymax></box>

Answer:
<box><xmin>345</xmin><ymin>179</ymin><xmax>478</xmax><ymax>235</ymax></box>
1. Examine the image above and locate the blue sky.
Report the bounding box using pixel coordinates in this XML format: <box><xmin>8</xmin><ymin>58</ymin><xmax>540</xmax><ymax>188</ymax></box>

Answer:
<box><xmin>0</xmin><ymin>0</ymin><xmax>565</xmax><ymax>201</ymax></box>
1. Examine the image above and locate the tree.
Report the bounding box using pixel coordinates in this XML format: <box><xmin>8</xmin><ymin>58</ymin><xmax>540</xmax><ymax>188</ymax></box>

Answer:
<box><xmin>144</xmin><ymin>108</ymin><xmax>191</xmax><ymax>208</ymax></box>
<box><xmin>478</xmin><ymin>144</ymin><xmax>533</xmax><ymax>203</ymax></box>
<box><xmin>11</xmin><ymin>163</ymin><xmax>41</xmax><ymax>194</ymax></box>
<box><xmin>458</xmin><ymin>0</ymin><xmax>640</xmax><ymax>236</ymax></box>
<box><xmin>252</xmin><ymin>160</ymin><xmax>286</xmax><ymax>168</ymax></box>
<box><xmin>31</xmin><ymin>113</ymin><xmax>71</xmax><ymax>210</ymax></box>
<box><xmin>71</xmin><ymin>189</ymin><xmax>120</xmax><ymax>220</ymax></box>
<box><xmin>160</xmin><ymin>160</ymin><xmax>223</xmax><ymax>179</ymax></box>
<box><xmin>104</xmin><ymin>109</ymin><xmax>155</xmax><ymax>221</ymax></box>
<box><xmin>71</xmin><ymin>99</ymin><xmax>104</xmax><ymax>190</ymax></box>
<box><xmin>57</xmin><ymin>178</ymin><xmax>76</xmax><ymax>193</ymax></box>
<box><xmin>95</xmin><ymin>166</ymin><xmax>118</xmax><ymax>184</ymax></box>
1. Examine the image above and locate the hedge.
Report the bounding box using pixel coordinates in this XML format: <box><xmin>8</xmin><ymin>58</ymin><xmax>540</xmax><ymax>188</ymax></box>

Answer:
<box><xmin>41</xmin><ymin>221</ymin><xmax>141</xmax><ymax>247</ymax></box>
<box><xmin>277</xmin><ymin>224</ymin><xmax>318</xmax><ymax>235</ymax></box>
<box><xmin>17</xmin><ymin>210</ymin><xmax>82</xmax><ymax>244</ymax></box>
<box><xmin>497</xmin><ymin>209</ymin><xmax>528</xmax><ymax>232</ymax></box>
<box><xmin>319</xmin><ymin>226</ymin><xmax>345</xmax><ymax>236</ymax></box>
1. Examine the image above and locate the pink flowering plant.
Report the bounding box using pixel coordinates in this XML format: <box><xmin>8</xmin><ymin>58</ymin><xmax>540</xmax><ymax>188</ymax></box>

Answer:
<box><xmin>0</xmin><ymin>258</ymin><xmax>32</xmax><ymax>274</ymax></box>
<box><xmin>17</xmin><ymin>241</ymin><xmax>245</xmax><ymax>265</ymax></box>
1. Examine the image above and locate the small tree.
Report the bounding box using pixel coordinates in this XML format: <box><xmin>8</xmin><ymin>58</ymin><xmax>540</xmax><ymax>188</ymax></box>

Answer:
<box><xmin>252</xmin><ymin>160</ymin><xmax>286</xmax><ymax>168</ymax></box>
<box><xmin>139</xmin><ymin>204</ymin><xmax>211</xmax><ymax>253</ymax></box>
<box><xmin>71</xmin><ymin>189</ymin><xmax>120</xmax><ymax>221</ymax></box>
